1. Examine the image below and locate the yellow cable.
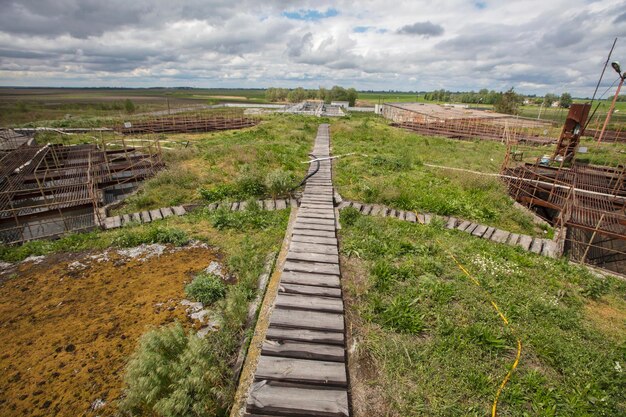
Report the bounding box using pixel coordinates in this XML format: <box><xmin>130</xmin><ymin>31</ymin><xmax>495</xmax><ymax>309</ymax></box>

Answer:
<box><xmin>414</xmin><ymin>212</ymin><xmax>521</xmax><ymax>417</ymax></box>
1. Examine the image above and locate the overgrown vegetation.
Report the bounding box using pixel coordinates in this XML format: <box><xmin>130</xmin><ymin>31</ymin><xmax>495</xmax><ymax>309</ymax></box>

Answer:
<box><xmin>331</xmin><ymin>113</ymin><xmax>545</xmax><ymax>235</ymax></box>
<box><xmin>119</xmin><ymin>208</ymin><xmax>283</xmax><ymax>416</ymax></box>
<box><xmin>185</xmin><ymin>273</ymin><xmax>227</xmax><ymax>305</ymax></box>
<box><xmin>118</xmin><ymin>114</ymin><xmax>314</xmax><ymax>213</ymax></box>
<box><xmin>340</xmin><ymin>212</ymin><xmax>626</xmax><ymax>417</ymax></box>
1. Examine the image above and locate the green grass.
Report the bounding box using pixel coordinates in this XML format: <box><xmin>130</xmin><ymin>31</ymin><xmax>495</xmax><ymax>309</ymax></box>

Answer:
<box><xmin>340</xmin><ymin>211</ymin><xmax>626</xmax><ymax>417</ymax></box>
<box><xmin>115</xmin><ymin>114</ymin><xmax>318</xmax><ymax>214</ymax></box>
<box><xmin>331</xmin><ymin>114</ymin><xmax>545</xmax><ymax>235</ymax></box>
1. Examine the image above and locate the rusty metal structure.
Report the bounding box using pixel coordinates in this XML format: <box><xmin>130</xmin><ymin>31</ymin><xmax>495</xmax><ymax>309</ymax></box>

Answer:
<box><xmin>382</xmin><ymin>102</ymin><xmax>556</xmax><ymax>145</ymax></box>
<box><xmin>501</xmin><ymin>105</ymin><xmax>626</xmax><ymax>275</ymax></box>
<box><xmin>0</xmin><ymin>133</ymin><xmax>164</xmax><ymax>244</ymax></box>
<box><xmin>115</xmin><ymin>109</ymin><xmax>259</xmax><ymax>135</ymax></box>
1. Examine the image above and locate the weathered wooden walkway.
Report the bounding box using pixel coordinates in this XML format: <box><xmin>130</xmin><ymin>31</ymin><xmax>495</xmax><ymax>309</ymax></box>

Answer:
<box><xmin>244</xmin><ymin>124</ymin><xmax>350</xmax><ymax>416</ymax></box>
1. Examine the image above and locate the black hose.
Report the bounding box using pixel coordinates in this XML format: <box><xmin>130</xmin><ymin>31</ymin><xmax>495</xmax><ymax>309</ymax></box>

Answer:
<box><xmin>293</xmin><ymin>153</ymin><xmax>320</xmax><ymax>190</ymax></box>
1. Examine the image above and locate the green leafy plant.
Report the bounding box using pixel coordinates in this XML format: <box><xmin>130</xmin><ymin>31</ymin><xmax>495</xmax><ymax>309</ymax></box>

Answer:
<box><xmin>185</xmin><ymin>273</ymin><xmax>227</xmax><ymax>305</ymax></box>
<box><xmin>340</xmin><ymin>206</ymin><xmax>360</xmax><ymax>226</ymax></box>
<box><xmin>265</xmin><ymin>169</ymin><xmax>293</xmax><ymax>198</ymax></box>
<box><xmin>120</xmin><ymin>323</ymin><xmax>230</xmax><ymax>417</ymax></box>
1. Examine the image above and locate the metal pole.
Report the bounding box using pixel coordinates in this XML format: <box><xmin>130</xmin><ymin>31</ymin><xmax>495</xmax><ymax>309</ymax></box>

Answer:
<box><xmin>597</xmin><ymin>75</ymin><xmax>625</xmax><ymax>144</ymax></box>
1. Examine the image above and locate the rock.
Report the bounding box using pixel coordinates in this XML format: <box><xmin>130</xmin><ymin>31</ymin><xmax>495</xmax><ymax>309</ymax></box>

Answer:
<box><xmin>90</xmin><ymin>398</ymin><xmax>106</xmax><ymax>410</ymax></box>
<box><xmin>204</xmin><ymin>261</ymin><xmax>224</xmax><ymax>278</ymax></box>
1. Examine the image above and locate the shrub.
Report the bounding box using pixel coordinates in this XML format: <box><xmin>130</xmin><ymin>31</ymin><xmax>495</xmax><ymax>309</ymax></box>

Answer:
<box><xmin>120</xmin><ymin>323</ymin><xmax>230</xmax><ymax>417</ymax></box>
<box><xmin>185</xmin><ymin>273</ymin><xmax>227</xmax><ymax>305</ymax></box>
<box><xmin>265</xmin><ymin>169</ymin><xmax>293</xmax><ymax>198</ymax></box>
<box><xmin>124</xmin><ymin>99</ymin><xmax>136</xmax><ymax>114</ymax></box>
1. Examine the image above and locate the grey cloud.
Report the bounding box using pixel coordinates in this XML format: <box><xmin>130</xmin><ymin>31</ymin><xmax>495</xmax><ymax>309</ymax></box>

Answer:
<box><xmin>614</xmin><ymin>12</ymin><xmax>626</xmax><ymax>23</ymax></box>
<box><xmin>397</xmin><ymin>21</ymin><xmax>444</xmax><ymax>37</ymax></box>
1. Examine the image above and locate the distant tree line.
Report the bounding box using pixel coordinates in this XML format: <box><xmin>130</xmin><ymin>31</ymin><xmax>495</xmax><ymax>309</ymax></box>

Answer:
<box><xmin>265</xmin><ymin>86</ymin><xmax>358</xmax><ymax>106</ymax></box>
<box><xmin>423</xmin><ymin>88</ymin><xmax>574</xmax><ymax>113</ymax></box>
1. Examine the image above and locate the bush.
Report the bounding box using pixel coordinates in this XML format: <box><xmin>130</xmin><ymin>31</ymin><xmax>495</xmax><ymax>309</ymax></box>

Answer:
<box><xmin>124</xmin><ymin>99</ymin><xmax>136</xmax><ymax>114</ymax></box>
<box><xmin>265</xmin><ymin>169</ymin><xmax>293</xmax><ymax>198</ymax></box>
<box><xmin>185</xmin><ymin>273</ymin><xmax>227</xmax><ymax>305</ymax></box>
<box><xmin>120</xmin><ymin>323</ymin><xmax>230</xmax><ymax>417</ymax></box>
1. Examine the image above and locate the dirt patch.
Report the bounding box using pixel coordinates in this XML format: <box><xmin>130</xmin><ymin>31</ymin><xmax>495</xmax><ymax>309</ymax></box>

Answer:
<box><xmin>340</xmin><ymin>255</ymin><xmax>394</xmax><ymax>417</ymax></box>
<box><xmin>0</xmin><ymin>244</ymin><xmax>222</xmax><ymax>416</ymax></box>
<box><xmin>584</xmin><ymin>295</ymin><xmax>626</xmax><ymax>341</ymax></box>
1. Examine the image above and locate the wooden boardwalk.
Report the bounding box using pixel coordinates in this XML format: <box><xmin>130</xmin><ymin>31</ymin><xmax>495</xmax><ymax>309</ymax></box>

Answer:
<box><xmin>245</xmin><ymin>124</ymin><xmax>350</xmax><ymax>417</ymax></box>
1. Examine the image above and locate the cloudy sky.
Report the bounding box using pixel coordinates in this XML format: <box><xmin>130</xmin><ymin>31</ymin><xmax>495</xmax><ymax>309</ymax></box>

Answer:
<box><xmin>1</xmin><ymin>0</ymin><xmax>625</xmax><ymax>96</ymax></box>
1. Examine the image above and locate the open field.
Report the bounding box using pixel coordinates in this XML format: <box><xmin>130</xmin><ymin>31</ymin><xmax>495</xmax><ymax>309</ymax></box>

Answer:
<box><xmin>331</xmin><ymin>113</ymin><xmax>549</xmax><ymax>236</ymax></box>
<box><xmin>1</xmin><ymin>90</ymin><xmax>625</xmax><ymax>417</ymax></box>
<box><xmin>340</xmin><ymin>210</ymin><xmax>626</xmax><ymax>417</ymax></box>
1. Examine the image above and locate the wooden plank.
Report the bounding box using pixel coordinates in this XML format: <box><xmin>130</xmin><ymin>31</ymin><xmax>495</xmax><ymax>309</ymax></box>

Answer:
<box><xmin>270</xmin><ymin>308</ymin><xmax>344</xmax><ymax>332</ymax></box>
<box><xmin>238</xmin><ymin>201</ymin><xmax>248</xmax><ymax>211</ymax></box>
<box><xmin>131</xmin><ymin>212</ymin><xmax>142</xmax><ymax>223</ymax></box>
<box><xmin>121</xmin><ymin>214</ymin><xmax>132</xmax><ymax>225</ymax></box>
<box><xmin>517</xmin><ymin>235</ymin><xmax>533</xmax><ymax>250</ymax></box>
<box><xmin>292</xmin><ymin>228</ymin><xmax>336</xmax><ymax>238</ymax></box>
<box><xmin>294</xmin><ymin>221</ymin><xmax>336</xmax><ymax>231</ymax></box>
<box><xmin>298</xmin><ymin>211</ymin><xmax>335</xmax><ymax>219</ymax></box>
<box><xmin>424</xmin><ymin>213</ymin><xmax>432</xmax><ymax>224</ymax></box>
<box><xmin>160</xmin><ymin>207</ymin><xmax>174</xmax><ymax>218</ymax></box>
<box><xmin>172</xmin><ymin>206</ymin><xmax>186</xmax><ymax>216</ymax></box>
<box><xmin>281</xmin><ymin>271</ymin><xmax>340</xmax><ymax>288</ymax></box>
<box><xmin>149</xmin><ymin>209</ymin><xmax>163</xmax><ymax>221</ymax></box>
<box><xmin>263</xmin><ymin>200</ymin><xmax>275</xmax><ymax>210</ymax></box>
<box><xmin>283</xmin><ymin>261</ymin><xmax>340</xmax><ymax>276</ymax></box>
<box><xmin>446</xmin><ymin>217</ymin><xmax>458</xmax><ymax>229</ymax></box>
<box><xmin>490</xmin><ymin>229</ymin><xmax>510</xmax><ymax>243</ymax></box>
<box><xmin>456</xmin><ymin>220</ymin><xmax>471</xmax><ymax>231</ymax></box>
<box><xmin>297</xmin><ymin>217</ymin><xmax>336</xmax><ymax>226</ymax></box>
<box><xmin>472</xmin><ymin>224</ymin><xmax>487</xmax><ymax>237</ymax></box>
<box><xmin>291</xmin><ymin>235</ymin><xmax>338</xmax><ymax>246</ymax></box>
<box><xmin>541</xmin><ymin>239</ymin><xmax>559</xmax><ymax>258</ymax></box>
<box><xmin>275</xmin><ymin>293</ymin><xmax>344</xmax><ymax>313</ymax></box>
<box><xmin>337</xmin><ymin>201</ymin><xmax>351</xmax><ymax>210</ymax></box>
<box><xmin>287</xmin><ymin>251</ymin><xmax>339</xmax><ymax>264</ymax></box>
<box><xmin>405</xmin><ymin>212</ymin><xmax>417</xmax><ymax>223</ymax></box>
<box><xmin>300</xmin><ymin>203</ymin><xmax>335</xmax><ymax>210</ymax></box>
<box><xmin>483</xmin><ymin>227</ymin><xmax>496</xmax><ymax>239</ymax></box>
<box><xmin>396</xmin><ymin>211</ymin><xmax>406</xmax><ymax>220</ymax></box>
<box><xmin>265</xmin><ymin>327</ymin><xmax>344</xmax><ymax>346</ymax></box>
<box><xmin>351</xmin><ymin>202</ymin><xmax>362</xmax><ymax>212</ymax></box>
<box><xmin>529</xmin><ymin>238</ymin><xmax>543</xmax><ymax>254</ymax></box>
<box><xmin>254</xmin><ymin>356</ymin><xmax>347</xmax><ymax>387</ymax></box>
<box><xmin>464</xmin><ymin>223</ymin><xmax>478</xmax><ymax>233</ymax></box>
<box><xmin>290</xmin><ymin>241</ymin><xmax>338</xmax><ymax>255</ymax></box>
<box><xmin>231</xmin><ymin>201</ymin><xmax>240</xmax><ymax>211</ymax></box>
<box><xmin>361</xmin><ymin>205</ymin><xmax>373</xmax><ymax>215</ymax></box>
<box><xmin>262</xmin><ymin>340</ymin><xmax>345</xmax><ymax>362</ymax></box>
<box><xmin>140</xmin><ymin>211</ymin><xmax>151</xmax><ymax>223</ymax></box>
<box><xmin>275</xmin><ymin>199</ymin><xmax>287</xmax><ymax>210</ymax></box>
<box><xmin>507</xmin><ymin>233</ymin><xmax>520</xmax><ymax>245</ymax></box>
<box><xmin>246</xmin><ymin>381</ymin><xmax>349</xmax><ymax>417</ymax></box>
<box><xmin>369</xmin><ymin>205</ymin><xmax>382</xmax><ymax>216</ymax></box>
<box><xmin>279</xmin><ymin>283</ymin><xmax>342</xmax><ymax>298</ymax></box>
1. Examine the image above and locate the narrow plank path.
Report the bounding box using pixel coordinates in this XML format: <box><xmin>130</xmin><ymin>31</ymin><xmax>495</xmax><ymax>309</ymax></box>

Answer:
<box><xmin>244</xmin><ymin>124</ymin><xmax>350</xmax><ymax>417</ymax></box>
